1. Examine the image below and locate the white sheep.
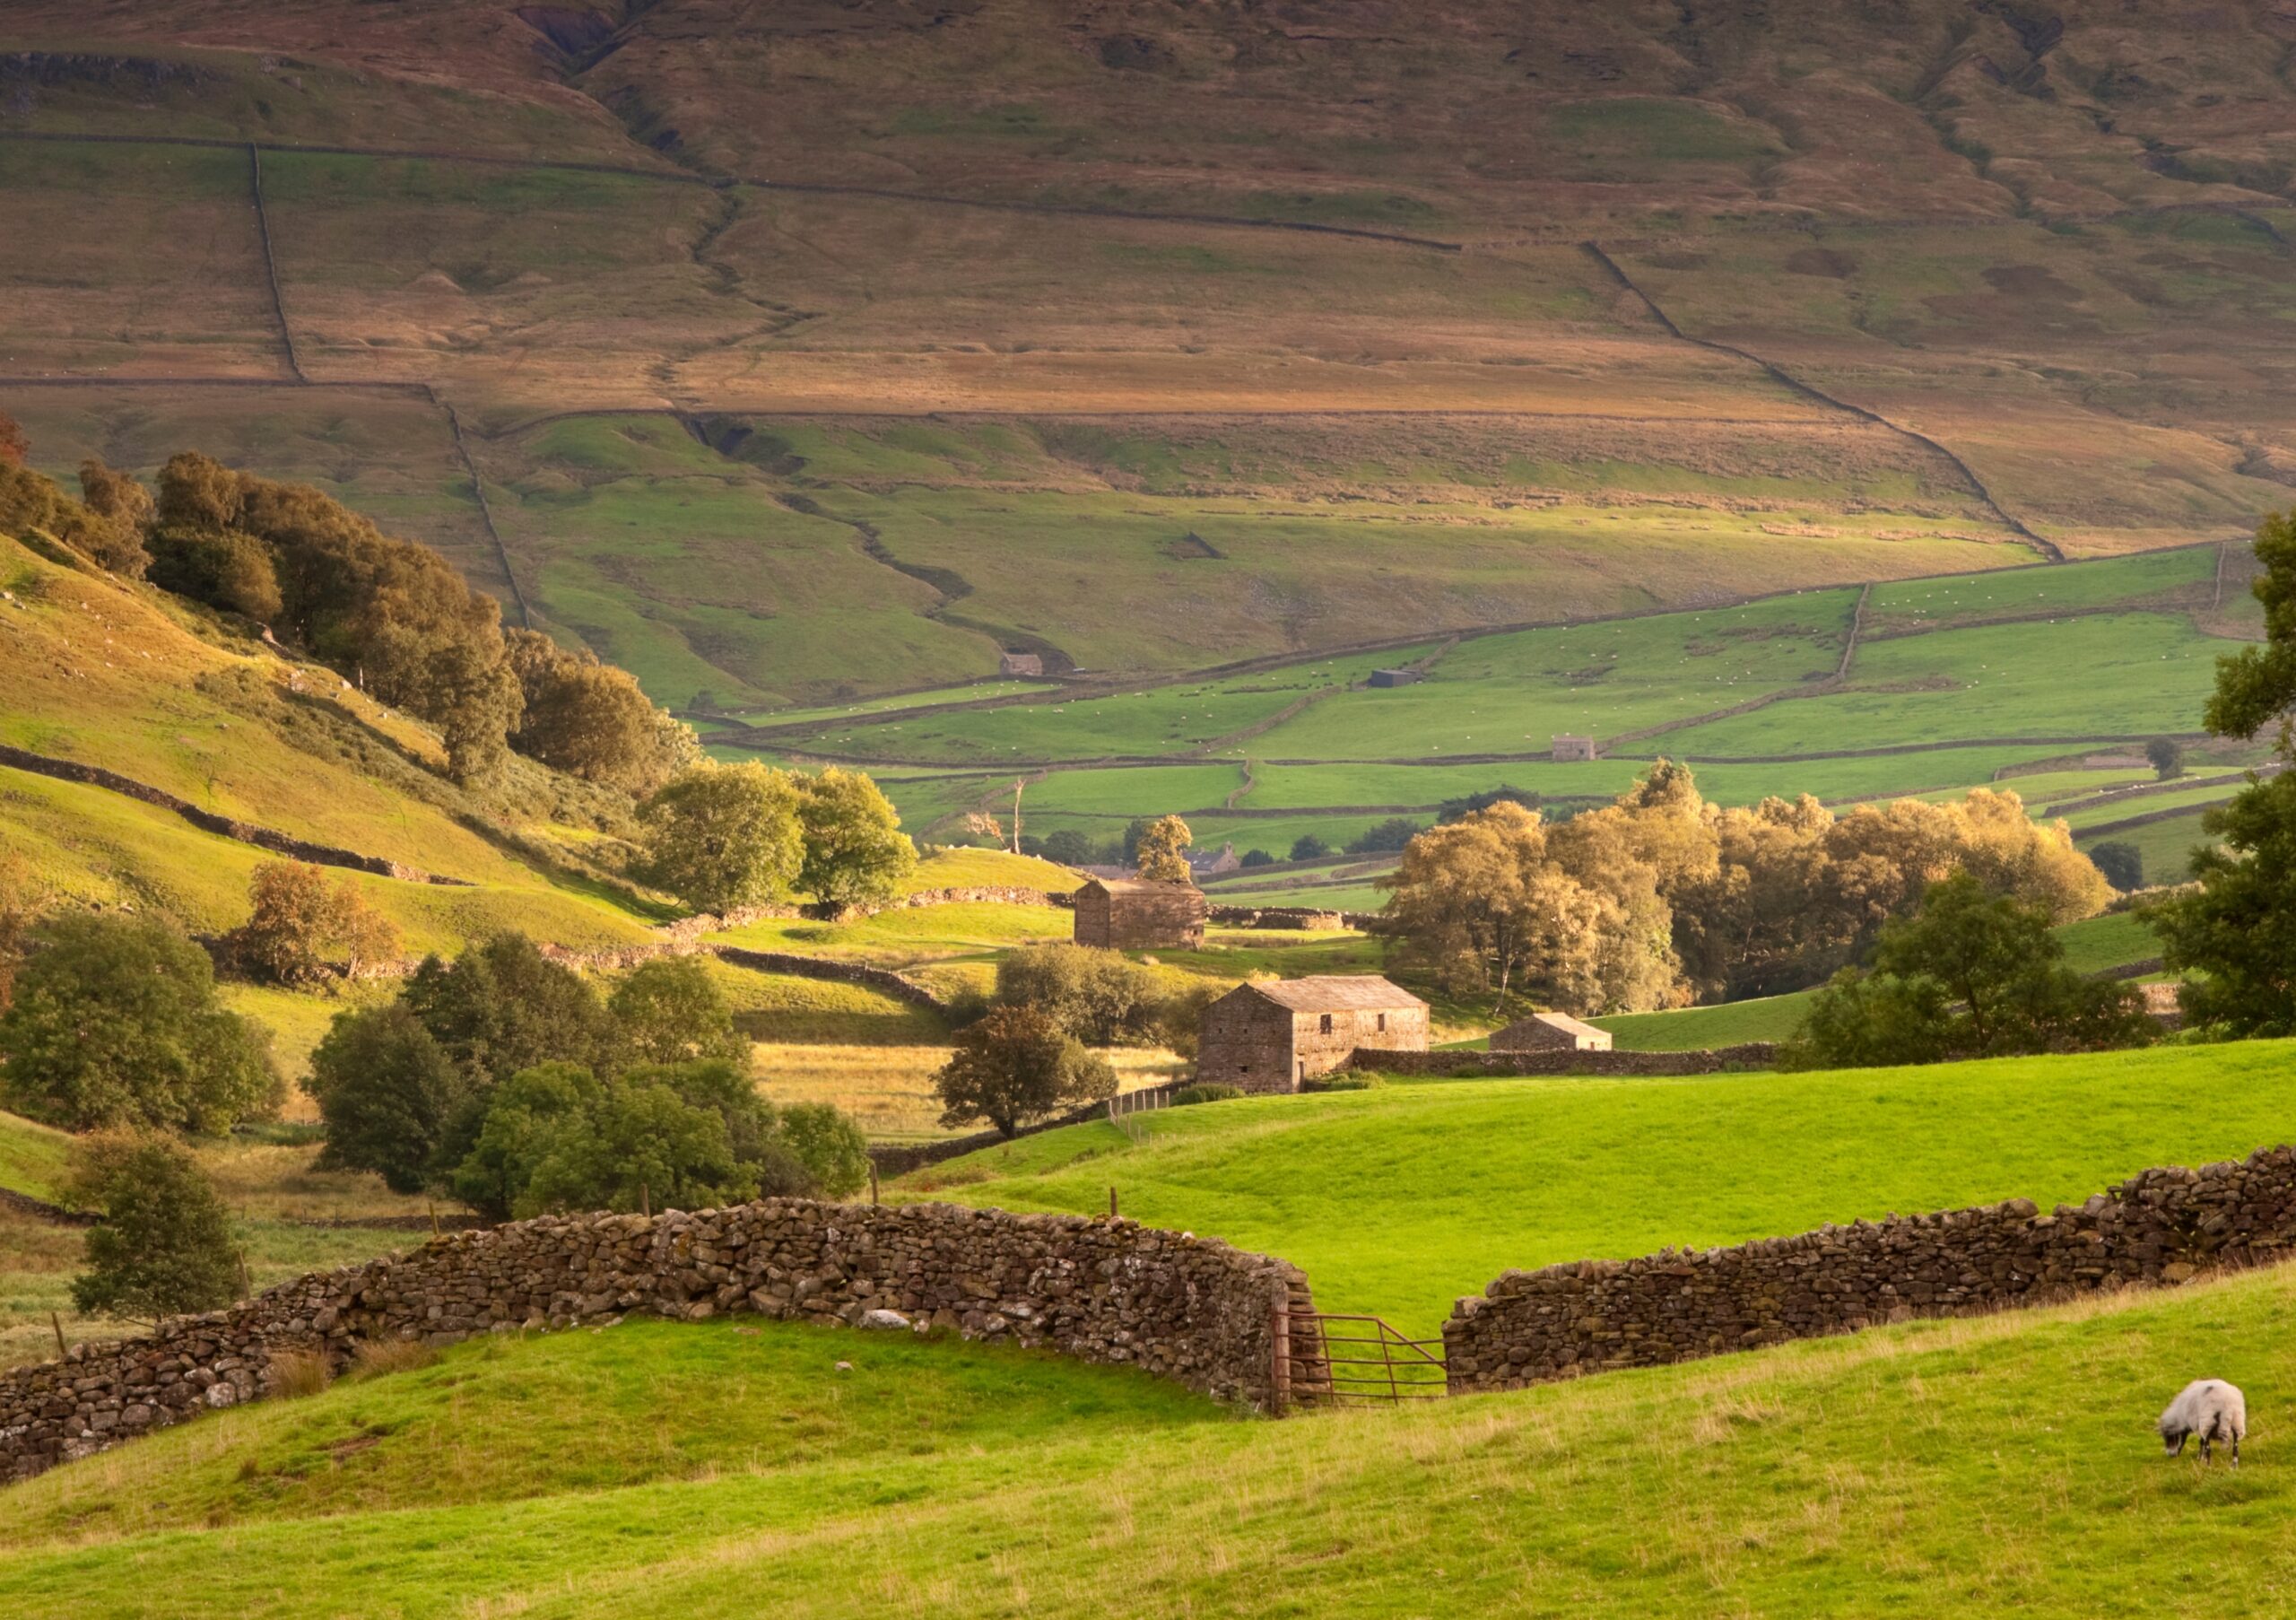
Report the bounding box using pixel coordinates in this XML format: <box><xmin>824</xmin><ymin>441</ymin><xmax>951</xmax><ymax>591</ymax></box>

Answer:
<box><xmin>2159</xmin><ymin>1379</ymin><xmax>2247</xmax><ymax>1467</ymax></box>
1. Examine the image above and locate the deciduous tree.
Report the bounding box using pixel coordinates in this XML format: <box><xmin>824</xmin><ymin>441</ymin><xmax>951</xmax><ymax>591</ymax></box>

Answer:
<box><xmin>933</xmin><ymin>1006</ymin><xmax>1117</xmax><ymax>1138</ymax></box>
<box><xmin>0</xmin><ymin>914</ymin><xmax>280</xmax><ymax>1134</ymax></box>
<box><xmin>608</xmin><ymin>955</ymin><xmax>750</xmax><ymax>1067</ymax></box>
<box><xmin>639</xmin><ymin>762</ymin><xmax>805</xmax><ymax>912</ymax></box>
<box><xmin>795</xmin><ymin>767</ymin><xmax>917</xmax><ymax>906</ymax></box>
<box><xmin>1784</xmin><ymin>874</ymin><xmax>2153</xmax><ymax>1068</ymax></box>
<box><xmin>1135</xmin><ymin>814</ymin><xmax>1194</xmax><ymax>884</ymax></box>
<box><xmin>305</xmin><ymin>1004</ymin><xmax>469</xmax><ymax>1195</ymax></box>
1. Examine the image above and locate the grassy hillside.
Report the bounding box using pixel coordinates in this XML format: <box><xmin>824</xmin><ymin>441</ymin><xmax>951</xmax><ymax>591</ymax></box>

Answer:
<box><xmin>909</xmin><ymin>1042</ymin><xmax>2296</xmax><ymax>1337</ymax></box>
<box><xmin>5</xmin><ymin>1255</ymin><xmax>2295</xmax><ymax>1616</ymax></box>
<box><xmin>0</xmin><ymin>1112</ymin><xmax>73</xmax><ymax>1207</ymax></box>
<box><xmin>11</xmin><ymin>5</ymin><xmax>2296</xmax><ymax>716</ymax></box>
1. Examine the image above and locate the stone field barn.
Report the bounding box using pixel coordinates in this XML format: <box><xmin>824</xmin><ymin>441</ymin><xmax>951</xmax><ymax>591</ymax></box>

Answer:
<box><xmin>1196</xmin><ymin>975</ymin><xmax>1429</xmax><ymax>1093</ymax></box>
<box><xmin>1491</xmin><ymin>1012</ymin><xmax>1613</xmax><ymax>1053</ymax></box>
<box><xmin>1072</xmin><ymin>876</ymin><xmax>1207</xmax><ymax>950</ymax></box>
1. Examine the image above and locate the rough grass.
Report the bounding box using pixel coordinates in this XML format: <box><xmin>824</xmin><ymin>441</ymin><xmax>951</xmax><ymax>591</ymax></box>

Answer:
<box><xmin>752</xmin><ymin>1043</ymin><xmax>1183</xmax><ymax>1142</ymax></box>
<box><xmin>909</xmin><ymin>1041</ymin><xmax>2296</xmax><ymax>1337</ymax></box>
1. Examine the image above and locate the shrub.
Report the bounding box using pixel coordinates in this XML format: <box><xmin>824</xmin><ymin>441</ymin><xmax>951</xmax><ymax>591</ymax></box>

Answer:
<box><xmin>1303</xmin><ymin>1075</ymin><xmax>1378</xmax><ymax>1092</ymax></box>
<box><xmin>1170</xmin><ymin>1083</ymin><xmax>1243</xmax><ymax>1106</ymax></box>
<box><xmin>933</xmin><ymin>1005</ymin><xmax>1118</xmax><ymax>1137</ymax></box>
<box><xmin>778</xmin><ymin>1102</ymin><xmax>871</xmax><ymax>1198</ymax></box>
<box><xmin>0</xmin><ymin>913</ymin><xmax>281</xmax><ymax>1134</ymax></box>
<box><xmin>1288</xmin><ymin>834</ymin><xmax>1332</xmax><ymax>862</ymax></box>
<box><xmin>1239</xmin><ymin>849</ymin><xmax>1274</xmax><ymax>868</ymax></box>
<box><xmin>2146</xmin><ymin>737</ymin><xmax>2186</xmax><ymax>781</ymax></box>
<box><xmin>68</xmin><ymin>1134</ymin><xmax>241</xmax><ymax>1325</ymax></box>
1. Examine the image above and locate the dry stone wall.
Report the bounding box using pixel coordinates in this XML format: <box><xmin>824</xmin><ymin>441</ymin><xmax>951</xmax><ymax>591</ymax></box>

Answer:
<box><xmin>1445</xmin><ymin>1144</ymin><xmax>2296</xmax><ymax>1395</ymax></box>
<box><xmin>1353</xmin><ymin>1043</ymin><xmax>1779</xmax><ymax>1078</ymax></box>
<box><xmin>0</xmin><ymin>1197</ymin><xmax>1305</xmax><ymax>1484</ymax></box>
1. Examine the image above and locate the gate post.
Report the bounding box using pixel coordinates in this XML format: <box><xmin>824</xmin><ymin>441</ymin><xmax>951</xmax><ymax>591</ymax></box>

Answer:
<box><xmin>1270</xmin><ymin>1296</ymin><xmax>1292</xmax><ymax>1415</ymax></box>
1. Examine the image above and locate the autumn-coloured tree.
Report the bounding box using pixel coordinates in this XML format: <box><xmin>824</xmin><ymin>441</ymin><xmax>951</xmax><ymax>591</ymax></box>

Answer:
<box><xmin>1135</xmin><ymin>814</ymin><xmax>1195</xmax><ymax>884</ymax></box>
<box><xmin>227</xmin><ymin>861</ymin><xmax>402</xmax><ymax>986</ymax></box>
<box><xmin>0</xmin><ymin>410</ymin><xmax>27</xmax><ymax>468</ymax></box>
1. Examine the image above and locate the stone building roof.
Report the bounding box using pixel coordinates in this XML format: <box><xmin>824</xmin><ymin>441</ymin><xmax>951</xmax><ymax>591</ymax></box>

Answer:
<box><xmin>1509</xmin><ymin>1011</ymin><xmax>1607</xmax><ymax>1042</ymax></box>
<box><xmin>1080</xmin><ymin>875</ymin><xmax>1195</xmax><ymax>894</ymax></box>
<box><xmin>1240</xmin><ymin>975</ymin><xmax>1426</xmax><ymax>1013</ymax></box>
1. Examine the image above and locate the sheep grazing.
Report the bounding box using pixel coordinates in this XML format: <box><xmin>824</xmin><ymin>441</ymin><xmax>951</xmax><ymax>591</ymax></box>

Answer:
<box><xmin>2159</xmin><ymin>1380</ymin><xmax>2247</xmax><ymax>1467</ymax></box>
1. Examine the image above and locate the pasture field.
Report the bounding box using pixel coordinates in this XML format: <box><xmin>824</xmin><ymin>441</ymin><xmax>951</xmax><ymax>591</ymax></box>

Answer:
<box><xmin>910</xmin><ymin>1041</ymin><xmax>2296</xmax><ymax>1337</ymax></box>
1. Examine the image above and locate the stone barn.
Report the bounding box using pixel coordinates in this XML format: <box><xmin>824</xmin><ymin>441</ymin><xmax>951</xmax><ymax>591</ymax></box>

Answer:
<box><xmin>1000</xmin><ymin>650</ymin><xmax>1045</xmax><ymax>677</ymax></box>
<box><xmin>1552</xmin><ymin>734</ymin><xmax>1598</xmax><ymax>762</ymax></box>
<box><xmin>1491</xmin><ymin>1011</ymin><xmax>1613</xmax><ymax>1053</ymax></box>
<box><xmin>1196</xmin><ymin>976</ymin><xmax>1430</xmax><ymax>1093</ymax></box>
<box><xmin>1367</xmin><ymin>668</ymin><xmax>1422</xmax><ymax>688</ymax></box>
<box><xmin>1072</xmin><ymin>877</ymin><xmax>1207</xmax><ymax>950</ymax></box>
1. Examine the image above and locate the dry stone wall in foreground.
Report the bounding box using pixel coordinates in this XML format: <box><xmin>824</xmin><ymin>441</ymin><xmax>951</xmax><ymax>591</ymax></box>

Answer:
<box><xmin>1</xmin><ymin>1198</ymin><xmax>1308</xmax><ymax>1484</ymax></box>
<box><xmin>1446</xmin><ymin>1144</ymin><xmax>2296</xmax><ymax>1394</ymax></box>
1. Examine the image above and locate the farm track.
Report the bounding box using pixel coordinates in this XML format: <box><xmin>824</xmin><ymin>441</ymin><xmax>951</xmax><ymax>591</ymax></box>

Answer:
<box><xmin>1580</xmin><ymin>242</ymin><xmax>2066</xmax><ymax>563</ymax></box>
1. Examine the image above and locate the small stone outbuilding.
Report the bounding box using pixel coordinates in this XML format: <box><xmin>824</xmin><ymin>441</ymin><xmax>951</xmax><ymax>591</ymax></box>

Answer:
<box><xmin>1367</xmin><ymin>668</ymin><xmax>1422</xmax><ymax>688</ymax></box>
<box><xmin>1196</xmin><ymin>975</ymin><xmax>1430</xmax><ymax>1093</ymax></box>
<box><xmin>1552</xmin><ymin>734</ymin><xmax>1598</xmax><ymax>762</ymax></box>
<box><xmin>1491</xmin><ymin>1011</ymin><xmax>1613</xmax><ymax>1053</ymax></box>
<box><xmin>1000</xmin><ymin>650</ymin><xmax>1046</xmax><ymax>677</ymax></box>
<box><xmin>1073</xmin><ymin>877</ymin><xmax>1207</xmax><ymax>950</ymax></box>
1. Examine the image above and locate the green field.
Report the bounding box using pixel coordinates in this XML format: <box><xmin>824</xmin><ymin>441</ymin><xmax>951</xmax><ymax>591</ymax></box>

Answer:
<box><xmin>909</xmin><ymin>1041</ymin><xmax>2296</xmax><ymax>1337</ymax></box>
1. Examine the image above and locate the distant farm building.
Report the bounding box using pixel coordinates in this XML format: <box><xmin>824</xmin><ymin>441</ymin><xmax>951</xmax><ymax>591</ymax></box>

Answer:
<box><xmin>1072</xmin><ymin>877</ymin><xmax>1207</xmax><ymax>951</ymax></box>
<box><xmin>1367</xmin><ymin>668</ymin><xmax>1422</xmax><ymax>688</ymax></box>
<box><xmin>1492</xmin><ymin>1012</ymin><xmax>1613</xmax><ymax>1054</ymax></box>
<box><xmin>1187</xmin><ymin>842</ymin><xmax>1242</xmax><ymax>878</ymax></box>
<box><xmin>999</xmin><ymin>650</ymin><xmax>1045</xmax><ymax>677</ymax></box>
<box><xmin>1196</xmin><ymin>975</ymin><xmax>1430</xmax><ymax>1093</ymax></box>
<box><xmin>1552</xmin><ymin>734</ymin><xmax>1598</xmax><ymax>762</ymax></box>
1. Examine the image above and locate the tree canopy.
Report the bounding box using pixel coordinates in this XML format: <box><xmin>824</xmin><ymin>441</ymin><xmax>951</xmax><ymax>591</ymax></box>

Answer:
<box><xmin>0</xmin><ymin>914</ymin><xmax>280</xmax><ymax>1134</ymax></box>
<box><xmin>1135</xmin><ymin>814</ymin><xmax>1195</xmax><ymax>884</ymax></box>
<box><xmin>1378</xmin><ymin>762</ymin><xmax>2112</xmax><ymax>1015</ymax></box>
<box><xmin>1785</xmin><ymin>874</ymin><xmax>2154</xmax><ymax>1068</ymax></box>
<box><xmin>69</xmin><ymin>1135</ymin><xmax>241</xmax><ymax>1326</ymax></box>
<box><xmin>933</xmin><ymin>1006</ymin><xmax>1117</xmax><ymax>1138</ymax></box>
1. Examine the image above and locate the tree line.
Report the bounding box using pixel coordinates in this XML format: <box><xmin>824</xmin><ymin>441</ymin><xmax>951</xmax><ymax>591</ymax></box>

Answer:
<box><xmin>1376</xmin><ymin>762</ymin><xmax>2110</xmax><ymax>1016</ymax></box>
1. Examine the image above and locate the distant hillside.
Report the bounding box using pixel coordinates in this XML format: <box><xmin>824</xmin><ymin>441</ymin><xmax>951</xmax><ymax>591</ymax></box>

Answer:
<box><xmin>4</xmin><ymin>2</ymin><xmax>2293</xmax><ymax>711</ymax></box>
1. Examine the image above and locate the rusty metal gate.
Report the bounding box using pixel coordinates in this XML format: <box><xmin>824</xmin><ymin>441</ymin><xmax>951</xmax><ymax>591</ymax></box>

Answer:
<box><xmin>1274</xmin><ymin>1302</ymin><xmax>1446</xmax><ymax>1410</ymax></box>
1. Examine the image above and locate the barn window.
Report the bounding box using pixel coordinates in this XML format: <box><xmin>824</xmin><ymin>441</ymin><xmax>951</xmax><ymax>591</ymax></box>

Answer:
<box><xmin>1319</xmin><ymin>1014</ymin><xmax>1333</xmax><ymax>1033</ymax></box>
<box><xmin>1377</xmin><ymin>1013</ymin><xmax>1387</xmax><ymax>1032</ymax></box>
